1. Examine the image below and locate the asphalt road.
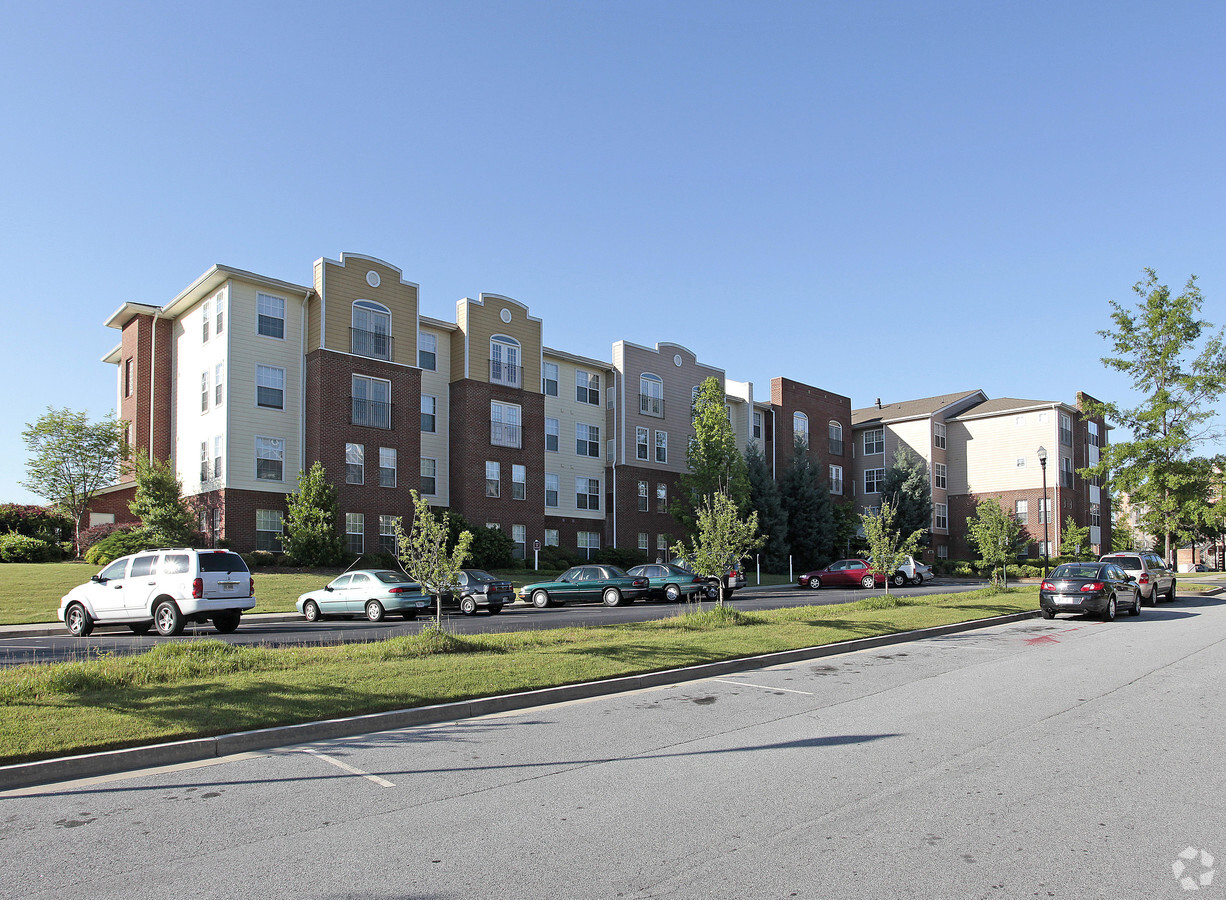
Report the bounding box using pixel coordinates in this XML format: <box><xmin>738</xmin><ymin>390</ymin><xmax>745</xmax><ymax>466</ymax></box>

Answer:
<box><xmin>0</xmin><ymin>580</ymin><xmax>980</xmax><ymax>666</ymax></box>
<box><xmin>4</xmin><ymin>592</ymin><xmax>1224</xmax><ymax>899</ymax></box>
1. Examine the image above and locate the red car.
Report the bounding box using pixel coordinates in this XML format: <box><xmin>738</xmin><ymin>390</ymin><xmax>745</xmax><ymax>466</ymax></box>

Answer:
<box><xmin>798</xmin><ymin>559</ymin><xmax>885</xmax><ymax>590</ymax></box>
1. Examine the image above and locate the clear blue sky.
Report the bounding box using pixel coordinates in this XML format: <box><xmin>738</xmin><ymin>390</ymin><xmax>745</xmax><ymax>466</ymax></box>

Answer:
<box><xmin>3</xmin><ymin>1</ymin><xmax>1224</xmax><ymax>505</ymax></box>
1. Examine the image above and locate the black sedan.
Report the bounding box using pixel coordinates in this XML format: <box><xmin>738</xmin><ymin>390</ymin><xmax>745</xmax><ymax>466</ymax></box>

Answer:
<box><xmin>1040</xmin><ymin>562</ymin><xmax>1141</xmax><ymax>621</ymax></box>
<box><xmin>438</xmin><ymin>569</ymin><xmax>515</xmax><ymax>615</ymax></box>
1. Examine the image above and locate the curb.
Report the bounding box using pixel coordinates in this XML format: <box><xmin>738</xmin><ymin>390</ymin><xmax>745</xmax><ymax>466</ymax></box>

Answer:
<box><xmin>0</xmin><ymin>608</ymin><xmax>1039</xmax><ymax>791</ymax></box>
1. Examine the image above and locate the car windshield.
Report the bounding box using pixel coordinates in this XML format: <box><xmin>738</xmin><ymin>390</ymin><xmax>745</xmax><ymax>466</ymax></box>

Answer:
<box><xmin>465</xmin><ymin>570</ymin><xmax>496</xmax><ymax>582</ymax></box>
<box><xmin>1053</xmin><ymin>564</ymin><xmax>1102</xmax><ymax>579</ymax></box>
<box><xmin>374</xmin><ymin>571</ymin><xmax>415</xmax><ymax>584</ymax></box>
<box><xmin>196</xmin><ymin>552</ymin><xmax>249</xmax><ymax>574</ymax></box>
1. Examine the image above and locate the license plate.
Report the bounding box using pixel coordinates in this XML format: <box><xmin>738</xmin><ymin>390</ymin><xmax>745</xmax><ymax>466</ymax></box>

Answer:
<box><xmin>1055</xmin><ymin>596</ymin><xmax>1080</xmax><ymax>605</ymax></box>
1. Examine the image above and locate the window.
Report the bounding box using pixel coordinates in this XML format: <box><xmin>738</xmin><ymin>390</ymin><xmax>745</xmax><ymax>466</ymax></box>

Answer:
<box><xmin>934</xmin><ymin>463</ymin><xmax>946</xmax><ymax>489</ymax></box>
<box><xmin>346</xmin><ymin>513</ymin><xmax>364</xmax><ymax>555</ymax></box>
<box><xmin>545</xmin><ymin>473</ymin><xmax>559</xmax><ymax>507</ymax></box>
<box><xmin>655</xmin><ymin>430</ymin><xmax>668</xmax><ymax>463</ymax></box>
<box><xmin>640</xmin><ymin>373</ymin><xmax>664</xmax><ymax>416</ymax></box>
<box><xmin>214</xmin><ymin>362</ymin><xmax>224</xmax><ymax>406</ymax></box>
<box><xmin>255</xmin><ymin>509</ymin><xmax>282</xmax><ymax>551</ymax></box>
<box><xmin>864</xmin><ymin>428</ymin><xmax>884</xmax><ymax>455</ymax></box>
<box><xmin>578</xmin><ymin>531</ymin><xmax>600</xmax><ymax>557</ymax></box>
<box><xmin>638</xmin><ymin>480</ymin><xmax>649</xmax><ymax>512</ymax></box>
<box><xmin>199</xmin><ymin>441</ymin><xmax>208</xmax><ymax>483</ymax></box>
<box><xmin>636</xmin><ymin>426</ymin><xmax>649</xmax><ymax>461</ymax></box>
<box><xmin>542</xmin><ymin>362</ymin><xmax>558</xmax><ymax>396</ymax></box>
<box><xmin>511</xmin><ymin>524</ymin><xmax>526</xmax><ymax>560</ymax></box>
<box><xmin>1091</xmin><ymin>504</ymin><xmax>1101</xmax><ymax>527</ymax></box>
<box><xmin>512</xmin><ymin>464</ymin><xmax>526</xmax><ymax>500</ymax></box>
<box><xmin>202</xmin><ymin>299</ymin><xmax>210</xmax><ymax>343</ymax></box>
<box><xmin>828</xmin><ymin>421</ymin><xmax>843</xmax><ymax>455</ymax></box>
<box><xmin>124</xmin><ymin>358</ymin><xmax>134</xmax><ymax>397</ymax></box>
<box><xmin>1016</xmin><ymin>458</ymin><xmax>1027</xmax><ymax>468</ymax></box>
<box><xmin>256</xmin><ymin>365</ymin><xmax>285</xmax><ymax>409</ymax></box>
<box><xmin>379</xmin><ymin>516</ymin><xmax>397</xmax><ymax>555</ymax></box>
<box><xmin>213</xmin><ymin>435</ymin><xmax>223</xmax><ymax>480</ymax></box>
<box><xmin>420</xmin><ymin>457</ymin><xmax>437</xmax><ymax>495</ymax></box>
<box><xmin>491</xmin><ymin>401</ymin><xmax>522</xmax><ymax>448</ymax></box>
<box><xmin>257</xmin><ymin>292</ymin><xmax>286</xmax><ymax>339</ymax></box>
<box><xmin>829</xmin><ymin>465</ymin><xmax>843</xmax><ymax>495</ymax></box>
<box><xmin>1015</xmin><ymin>500</ymin><xmax>1029</xmax><ymax>524</ymax></box>
<box><xmin>1088</xmin><ymin>422</ymin><xmax>1100</xmax><ymax>447</ymax></box>
<box><xmin>753</xmin><ymin>411</ymin><xmax>763</xmax><ymax>440</ymax></box>
<box><xmin>215</xmin><ymin>293</ymin><xmax>224</xmax><ymax>334</ymax></box>
<box><xmin>1039</xmin><ymin>497</ymin><xmax>1052</xmax><ymax>525</ymax></box>
<box><xmin>1061</xmin><ymin>456</ymin><xmax>1074</xmax><ymax>488</ymax></box>
<box><xmin>577</xmin><ymin>477</ymin><xmax>600</xmax><ymax>510</ymax></box>
<box><xmin>657</xmin><ymin>534</ymin><xmax>668</xmax><ymax>553</ymax></box>
<box><xmin>490</xmin><ymin>335</ymin><xmax>521</xmax><ymax>387</ymax></box>
<box><xmin>351</xmin><ymin>300</ymin><xmax>392</xmax><ymax>360</ymax></box>
<box><xmin>485</xmin><ymin>461</ymin><xmax>500</xmax><ymax>498</ymax></box>
<box><xmin>345</xmin><ymin>443</ymin><xmax>364</xmax><ymax>484</ymax></box>
<box><xmin>545</xmin><ymin>417</ymin><xmax>559</xmax><ymax>452</ymax></box>
<box><xmin>256</xmin><ymin>437</ymin><xmax>284</xmax><ymax>481</ymax></box>
<box><xmin>937</xmin><ymin>545</ymin><xmax>949</xmax><ymax>559</ymax></box>
<box><xmin>577</xmin><ymin>423</ymin><xmax>600</xmax><ymax>457</ymax></box>
<box><xmin>545</xmin><ymin>528</ymin><xmax>559</xmax><ymax>548</ymax></box>
<box><xmin>865</xmin><ymin>468</ymin><xmax>885</xmax><ymax>494</ymax></box>
<box><xmin>793</xmin><ymin>412</ymin><xmax>809</xmax><ymax>447</ymax></box>
<box><xmin>352</xmin><ymin>374</ymin><xmax>391</xmax><ymax>429</ymax></box>
<box><xmin>934</xmin><ymin>423</ymin><xmax>946</xmax><ymax>449</ymax></box>
<box><xmin>201</xmin><ymin>371</ymin><xmax>209</xmax><ymax>412</ymax></box>
<box><xmin>1060</xmin><ymin>414</ymin><xmax>1073</xmax><ymax>446</ymax></box>
<box><xmin>656</xmin><ymin>483</ymin><xmax>667</xmax><ymax>513</ymax></box>
<box><xmin>576</xmin><ymin>370</ymin><xmax>600</xmax><ymax>405</ymax></box>
<box><xmin>934</xmin><ymin>503</ymin><xmax>948</xmax><ymax>530</ymax></box>
<box><xmin>638</xmin><ymin>532</ymin><xmax>649</xmax><ymax>551</ymax></box>
<box><xmin>1015</xmin><ymin>415</ymin><xmax>1026</xmax><ymax>426</ymax></box>
<box><xmin>421</xmin><ymin>396</ymin><xmax>436</xmax><ymax>433</ymax></box>
<box><xmin>379</xmin><ymin>448</ymin><xmax>396</xmax><ymax>488</ymax></box>
<box><xmin>418</xmin><ymin>332</ymin><xmax>437</xmax><ymax>370</ymax></box>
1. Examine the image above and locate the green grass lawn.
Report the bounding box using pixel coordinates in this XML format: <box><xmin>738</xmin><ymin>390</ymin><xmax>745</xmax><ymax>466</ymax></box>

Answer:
<box><xmin>0</xmin><ymin>586</ymin><xmax>1038</xmax><ymax>764</ymax></box>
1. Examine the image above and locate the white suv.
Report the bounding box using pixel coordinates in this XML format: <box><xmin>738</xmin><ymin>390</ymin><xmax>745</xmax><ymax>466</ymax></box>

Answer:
<box><xmin>59</xmin><ymin>549</ymin><xmax>257</xmax><ymax>637</ymax></box>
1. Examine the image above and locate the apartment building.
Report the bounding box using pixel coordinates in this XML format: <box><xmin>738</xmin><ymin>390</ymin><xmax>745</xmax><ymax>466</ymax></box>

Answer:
<box><xmin>852</xmin><ymin>391</ymin><xmax>1111</xmax><ymax>560</ymax></box>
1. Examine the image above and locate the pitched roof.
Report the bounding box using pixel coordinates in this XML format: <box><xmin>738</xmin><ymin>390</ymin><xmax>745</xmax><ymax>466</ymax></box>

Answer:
<box><xmin>951</xmin><ymin>397</ymin><xmax>1066</xmax><ymax>420</ymax></box>
<box><xmin>851</xmin><ymin>390</ymin><xmax>985</xmax><ymax>427</ymax></box>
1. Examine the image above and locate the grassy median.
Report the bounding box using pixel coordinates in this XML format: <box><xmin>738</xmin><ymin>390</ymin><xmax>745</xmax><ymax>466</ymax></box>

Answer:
<box><xmin>0</xmin><ymin>587</ymin><xmax>1037</xmax><ymax>765</ymax></box>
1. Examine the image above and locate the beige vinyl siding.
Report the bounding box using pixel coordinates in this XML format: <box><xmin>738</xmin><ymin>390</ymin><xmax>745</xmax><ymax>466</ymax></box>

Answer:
<box><xmin>455</xmin><ymin>295</ymin><xmax>542</xmax><ymax>389</ymax></box>
<box><xmin>950</xmin><ymin>413</ymin><xmax>1056</xmax><ymax>495</ymax></box>
<box><xmin>419</xmin><ymin>323</ymin><xmax>451</xmax><ymax>507</ymax></box>
<box><xmin>316</xmin><ymin>256</ymin><xmax>419</xmax><ymax>366</ymax></box>
<box><xmin>174</xmin><ymin>288</ymin><xmax>230</xmax><ymax>495</ymax></box>
<box><xmin>544</xmin><ymin>352</ymin><xmax>609</xmax><ymax>520</ymax></box>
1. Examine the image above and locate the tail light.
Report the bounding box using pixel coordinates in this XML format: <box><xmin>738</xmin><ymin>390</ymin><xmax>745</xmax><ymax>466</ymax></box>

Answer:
<box><xmin>388</xmin><ymin>586</ymin><xmax>411</xmax><ymax>593</ymax></box>
<box><xmin>1081</xmin><ymin>582</ymin><xmax>1105</xmax><ymax>592</ymax></box>
<box><xmin>249</xmin><ymin>576</ymin><xmax>255</xmax><ymax>596</ymax></box>
<box><xmin>692</xmin><ymin>576</ymin><xmax>704</xmax><ymax>585</ymax></box>
<box><xmin>192</xmin><ymin>578</ymin><xmax>203</xmax><ymax>599</ymax></box>
<box><xmin>1138</xmin><ymin>573</ymin><xmax>1151</xmax><ymax>584</ymax></box>
<box><xmin>1041</xmin><ymin>581</ymin><xmax>1054</xmax><ymax>591</ymax></box>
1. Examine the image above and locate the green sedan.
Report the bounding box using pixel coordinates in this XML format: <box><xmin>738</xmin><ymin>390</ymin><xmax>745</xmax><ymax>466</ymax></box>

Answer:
<box><xmin>626</xmin><ymin>563</ymin><xmax>707</xmax><ymax>602</ymax></box>
<box><xmin>518</xmin><ymin>565</ymin><xmax>650</xmax><ymax>608</ymax></box>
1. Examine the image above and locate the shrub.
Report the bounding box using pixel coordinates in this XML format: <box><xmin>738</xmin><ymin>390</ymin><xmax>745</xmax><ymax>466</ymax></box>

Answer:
<box><xmin>79</xmin><ymin>522</ymin><xmax>136</xmax><ymax>556</ymax></box>
<box><xmin>534</xmin><ymin>546</ymin><xmax>582</xmax><ymax>571</ymax></box>
<box><xmin>0</xmin><ymin>504</ymin><xmax>72</xmax><ymax>541</ymax></box>
<box><xmin>593</xmin><ymin>546</ymin><xmax>651</xmax><ymax>569</ymax></box>
<box><xmin>85</xmin><ymin>528</ymin><xmax>156</xmax><ymax>566</ymax></box>
<box><xmin>0</xmin><ymin>532</ymin><xmax>58</xmax><ymax>563</ymax></box>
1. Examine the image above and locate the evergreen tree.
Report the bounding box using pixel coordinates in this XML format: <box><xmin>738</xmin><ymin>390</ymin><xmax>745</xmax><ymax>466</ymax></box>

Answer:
<box><xmin>779</xmin><ymin>436</ymin><xmax>835</xmax><ymax>570</ymax></box>
<box><xmin>282</xmin><ymin>461</ymin><xmax>345</xmax><ymax>566</ymax></box>
<box><xmin>745</xmin><ymin>442</ymin><xmax>789</xmax><ymax>571</ymax></box>
<box><xmin>676</xmin><ymin>376</ymin><xmax>751</xmax><ymax>536</ymax></box>
<box><xmin>128</xmin><ymin>452</ymin><xmax>196</xmax><ymax>545</ymax></box>
<box><xmin>1059</xmin><ymin>515</ymin><xmax>1091</xmax><ymax>559</ymax></box>
<box><xmin>878</xmin><ymin>447</ymin><xmax>932</xmax><ymax>547</ymax></box>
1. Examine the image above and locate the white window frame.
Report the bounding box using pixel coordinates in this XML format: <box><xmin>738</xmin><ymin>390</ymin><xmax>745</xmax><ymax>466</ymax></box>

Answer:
<box><xmin>255</xmin><ymin>509</ymin><xmax>282</xmax><ymax>552</ymax></box>
<box><xmin>545</xmin><ymin>417</ymin><xmax>559</xmax><ymax>453</ymax></box>
<box><xmin>1015</xmin><ymin>500</ymin><xmax>1029</xmax><ymax>524</ymax></box>
<box><xmin>420</xmin><ymin>457</ymin><xmax>437</xmax><ymax>495</ymax></box>
<box><xmin>418</xmin><ymin>332</ymin><xmax>437</xmax><ymax>370</ymax></box>
<box><xmin>864</xmin><ymin>428</ymin><xmax>884</xmax><ymax>455</ymax></box>
<box><xmin>934</xmin><ymin>422</ymin><xmax>946</xmax><ymax>449</ymax></box>
<box><xmin>352</xmin><ymin>374</ymin><xmax>392</xmax><ymax>429</ymax></box>
<box><xmin>829</xmin><ymin>464</ymin><xmax>843</xmax><ymax>495</ymax></box>
<box><xmin>638</xmin><ymin>480</ymin><xmax>649</xmax><ymax>512</ymax></box>
<box><xmin>351</xmin><ymin>299</ymin><xmax>392</xmax><ymax>360</ymax></box>
<box><xmin>865</xmin><ymin>468</ymin><xmax>885</xmax><ymax>494</ymax></box>
<box><xmin>345</xmin><ymin>443</ymin><xmax>364</xmax><ymax>485</ymax></box>
<box><xmin>491</xmin><ymin>400</ymin><xmax>522</xmax><ymax>448</ymax></box>
<box><xmin>490</xmin><ymin>334</ymin><xmax>522</xmax><ymax>387</ymax></box>
<box><xmin>256</xmin><ymin>365</ymin><xmax>286</xmax><ymax>410</ymax></box>
<box><xmin>485</xmin><ymin>461</ymin><xmax>500</xmax><ymax>498</ymax></box>
<box><xmin>576</xmin><ymin>476</ymin><xmax>600</xmax><ymax>511</ymax></box>
<box><xmin>577</xmin><ymin>422</ymin><xmax>600</xmax><ymax>457</ymax></box>
<box><xmin>655</xmin><ymin>430</ymin><xmax>668</xmax><ymax>463</ymax></box>
<box><xmin>793</xmin><ymin>411</ymin><xmax>809</xmax><ymax>446</ymax></box>
<box><xmin>636</xmin><ymin>426</ymin><xmax>649</xmax><ymax>461</ymax></box>
<box><xmin>934</xmin><ymin>503</ymin><xmax>948</xmax><ymax>530</ymax></box>
<box><xmin>934</xmin><ymin>463</ymin><xmax>946</xmax><ymax>489</ymax></box>
<box><xmin>512</xmin><ymin>464</ymin><xmax>526</xmax><ymax>500</ymax></box>
<box><xmin>346</xmin><ymin>513</ymin><xmax>364</xmax><ymax>555</ymax></box>
<box><xmin>379</xmin><ymin>447</ymin><xmax>397</xmax><ymax>488</ymax></box>
<box><xmin>257</xmin><ymin>292</ymin><xmax>286</xmax><ymax>340</ymax></box>
<box><xmin>214</xmin><ymin>362</ymin><xmax>224</xmax><ymax>406</ymax></box>
<box><xmin>255</xmin><ymin>436</ymin><xmax>285</xmax><ymax>481</ymax></box>
<box><xmin>640</xmin><ymin>373</ymin><xmax>664</xmax><ymax>416</ymax></box>
<box><xmin>544</xmin><ymin>528</ymin><xmax>559</xmax><ymax>548</ymax></box>
<box><xmin>421</xmin><ymin>395</ymin><xmax>437</xmax><ymax>433</ymax></box>
<box><xmin>545</xmin><ymin>473</ymin><xmax>559</xmax><ymax>508</ymax></box>
<box><xmin>576</xmin><ymin>370</ymin><xmax>600</xmax><ymax>405</ymax></box>
<box><xmin>542</xmin><ymin>362</ymin><xmax>558</xmax><ymax>396</ymax></box>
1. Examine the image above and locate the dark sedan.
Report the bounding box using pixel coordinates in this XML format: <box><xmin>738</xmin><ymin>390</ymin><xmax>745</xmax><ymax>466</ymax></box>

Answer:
<box><xmin>626</xmin><ymin>563</ymin><xmax>707</xmax><ymax>602</ymax></box>
<box><xmin>1040</xmin><ymin>562</ymin><xmax>1140</xmax><ymax>621</ymax></box>
<box><xmin>438</xmin><ymin>569</ymin><xmax>515</xmax><ymax>615</ymax></box>
<box><xmin>517</xmin><ymin>565</ymin><xmax>649</xmax><ymax>608</ymax></box>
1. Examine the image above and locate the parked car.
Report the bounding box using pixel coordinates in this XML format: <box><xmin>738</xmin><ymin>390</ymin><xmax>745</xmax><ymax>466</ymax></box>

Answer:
<box><xmin>1040</xmin><ymin>561</ymin><xmax>1141</xmax><ymax>621</ymax></box>
<box><xmin>798</xmin><ymin>559</ymin><xmax>884</xmax><ymax>590</ymax></box>
<box><xmin>1099</xmin><ymin>551</ymin><xmax>1175</xmax><ymax>606</ymax></box>
<box><xmin>517</xmin><ymin>565</ymin><xmax>650</xmax><ymax>608</ymax></box>
<box><xmin>59</xmin><ymin>548</ymin><xmax>256</xmax><ymax>637</ymax></box>
<box><xmin>437</xmin><ymin>569</ymin><xmax>515</xmax><ymax>615</ymax></box>
<box><xmin>296</xmin><ymin>569</ymin><xmax>431</xmax><ymax>622</ymax></box>
<box><xmin>897</xmin><ymin>555</ymin><xmax>933</xmax><ymax>586</ymax></box>
<box><xmin>671</xmin><ymin>557</ymin><xmax>747</xmax><ymax>599</ymax></box>
<box><xmin>626</xmin><ymin>563</ymin><xmax>707</xmax><ymax>602</ymax></box>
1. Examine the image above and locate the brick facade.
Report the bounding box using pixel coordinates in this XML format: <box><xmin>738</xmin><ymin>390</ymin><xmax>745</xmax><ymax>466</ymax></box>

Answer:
<box><xmin>770</xmin><ymin>377</ymin><xmax>853</xmax><ymax>504</ymax></box>
<box><xmin>611</xmin><ymin>464</ymin><xmax>683</xmax><ymax>557</ymax></box>
<box><xmin>118</xmin><ymin>312</ymin><xmax>174</xmax><ymax>477</ymax></box>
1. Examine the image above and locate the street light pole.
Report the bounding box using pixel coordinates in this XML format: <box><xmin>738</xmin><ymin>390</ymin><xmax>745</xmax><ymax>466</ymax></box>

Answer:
<box><xmin>1037</xmin><ymin>446</ymin><xmax>1050</xmax><ymax>577</ymax></box>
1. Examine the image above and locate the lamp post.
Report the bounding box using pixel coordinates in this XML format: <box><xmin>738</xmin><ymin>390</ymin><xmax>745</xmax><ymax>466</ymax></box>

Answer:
<box><xmin>1037</xmin><ymin>446</ymin><xmax>1050</xmax><ymax>577</ymax></box>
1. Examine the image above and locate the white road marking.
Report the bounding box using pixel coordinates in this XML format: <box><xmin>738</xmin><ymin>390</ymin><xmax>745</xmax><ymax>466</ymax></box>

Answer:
<box><xmin>713</xmin><ymin>679</ymin><xmax>814</xmax><ymax>695</ymax></box>
<box><xmin>300</xmin><ymin>748</ymin><xmax>395</xmax><ymax>787</ymax></box>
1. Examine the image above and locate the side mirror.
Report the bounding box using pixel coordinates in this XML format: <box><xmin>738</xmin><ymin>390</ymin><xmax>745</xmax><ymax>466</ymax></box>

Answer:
<box><xmin>91</xmin><ymin>575</ymin><xmax>104</xmax><ymax>584</ymax></box>
<box><xmin>324</xmin><ymin>585</ymin><xmax>334</xmax><ymax>592</ymax></box>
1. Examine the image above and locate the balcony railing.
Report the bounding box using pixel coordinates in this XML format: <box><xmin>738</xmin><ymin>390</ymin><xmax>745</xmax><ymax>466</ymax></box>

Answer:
<box><xmin>491</xmin><ymin>421</ymin><xmax>522</xmax><ymax>448</ymax></box>
<box><xmin>640</xmin><ymin>394</ymin><xmax>665</xmax><ymax>417</ymax></box>
<box><xmin>351</xmin><ymin>398</ymin><xmax>392</xmax><ymax>430</ymax></box>
<box><xmin>351</xmin><ymin>328</ymin><xmax>393</xmax><ymax>361</ymax></box>
<box><xmin>490</xmin><ymin>360</ymin><xmax>522</xmax><ymax>388</ymax></box>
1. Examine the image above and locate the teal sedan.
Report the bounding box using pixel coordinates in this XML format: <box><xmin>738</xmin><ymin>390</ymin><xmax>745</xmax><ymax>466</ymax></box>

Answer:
<box><xmin>518</xmin><ymin>565</ymin><xmax>650</xmax><ymax>608</ymax></box>
<box><xmin>626</xmin><ymin>563</ymin><xmax>707</xmax><ymax>602</ymax></box>
<box><xmin>296</xmin><ymin>569</ymin><xmax>432</xmax><ymax>622</ymax></box>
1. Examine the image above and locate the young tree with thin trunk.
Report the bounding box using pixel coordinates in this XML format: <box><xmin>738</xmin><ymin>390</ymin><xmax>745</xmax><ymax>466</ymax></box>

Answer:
<box><xmin>861</xmin><ymin>499</ymin><xmax>926</xmax><ymax>594</ymax></box>
<box><xmin>676</xmin><ymin>376</ymin><xmax>751</xmax><ymax>537</ymax></box>
<box><xmin>671</xmin><ymin>491</ymin><xmax>761</xmax><ymax>606</ymax></box>
<box><xmin>396</xmin><ymin>490</ymin><xmax>474</xmax><ymax>624</ymax></box>
<box><xmin>966</xmin><ymin>497</ymin><xmax>1025</xmax><ymax>587</ymax></box>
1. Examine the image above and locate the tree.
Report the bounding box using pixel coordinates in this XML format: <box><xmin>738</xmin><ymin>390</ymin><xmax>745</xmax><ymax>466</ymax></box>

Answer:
<box><xmin>282</xmin><ymin>461</ymin><xmax>345</xmax><ymax>566</ymax></box>
<box><xmin>21</xmin><ymin>407</ymin><xmax>126</xmax><ymax>555</ymax></box>
<box><xmin>676</xmin><ymin>376</ymin><xmax>751</xmax><ymax>536</ymax></box>
<box><xmin>396</xmin><ymin>490</ymin><xmax>474</xmax><ymax>623</ymax></box>
<box><xmin>128</xmin><ymin>452</ymin><xmax>196</xmax><ymax>546</ymax></box>
<box><xmin>1059</xmin><ymin>515</ymin><xmax>1091</xmax><ymax>559</ymax></box>
<box><xmin>670</xmin><ymin>491</ymin><xmax>761</xmax><ymax>606</ymax></box>
<box><xmin>878</xmin><ymin>447</ymin><xmax>932</xmax><ymax>547</ymax></box>
<box><xmin>1082</xmin><ymin>269</ymin><xmax>1226</xmax><ymax>564</ymax></box>
<box><xmin>966</xmin><ymin>498</ymin><xmax>1025</xmax><ymax>587</ymax></box>
<box><xmin>779</xmin><ymin>436</ymin><xmax>835</xmax><ymax>570</ymax></box>
<box><xmin>745</xmin><ymin>442</ymin><xmax>788</xmax><ymax>572</ymax></box>
<box><xmin>860</xmin><ymin>499</ymin><xmax>926</xmax><ymax>594</ymax></box>
<box><xmin>1111</xmin><ymin>515</ymin><xmax>1139</xmax><ymax>552</ymax></box>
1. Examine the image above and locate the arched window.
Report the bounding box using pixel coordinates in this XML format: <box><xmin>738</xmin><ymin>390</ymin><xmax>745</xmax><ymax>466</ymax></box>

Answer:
<box><xmin>351</xmin><ymin>300</ymin><xmax>391</xmax><ymax>360</ymax></box>
<box><xmin>828</xmin><ymin>420</ymin><xmax>843</xmax><ymax>455</ymax></box>
<box><xmin>491</xmin><ymin>334</ymin><xmax>521</xmax><ymax>387</ymax></box>
<box><xmin>640</xmin><ymin>373</ymin><xmax>663</xmax><ymax>416</ymax></box>
<box><xmin>793</xmin><ymin>412</ymin><xmax>809</xmax><ymax>448</ymax></box>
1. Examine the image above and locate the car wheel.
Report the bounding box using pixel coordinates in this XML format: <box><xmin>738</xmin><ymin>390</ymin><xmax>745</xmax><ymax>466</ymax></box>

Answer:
<box><xmin>532</xmin><ymin>590</ymin><xmax>551</xmax><ymax>609</ymax></box>
<box><xmin>1166</xmin><ymin>580</ymin><xmax>1176</xmax><ymax>601</ymax></box>
<box><xmin>891</xmin><ymin>572</ymin><xmax>907</xmax><ymax>588</ymax></box>
<box><xmin>460</xmin><ymin>596</ymin><xmax>477</xmax><ymax>616</ymax></box>
<box><xmin>703</xmin><ymin>584</ymin><xmax>718</xmax><ymax>600</ymax></box>
<box><xmin>910</xmin><ymin>576</ymin><xmax>923</xmax><ymax>587</ymax></box>
<box><xmin>1147</xmin><ymin>587</ymin><xmax>1159</xmax><ymax>607</ymax></box>
<box><xmin>809</xmin><ymin>576</ymin><xmax>822</xmax><ymax>590</ymax></box>
<box><xmin>1102</xmin><ymin>595</ymin><xmax>1117</xmax><ymax>622</ymax></box>
<box><xmin>1041</xmin><ymin>607</ymin><xmax>1056</xmax><ymax>619</ymax></box>
<box><xmin>303</xmin><ymin>600</ymin><xmax>321</xmax><ymax>622</ymax></box>
<box><xmin>603</xmin><ymin>587</ymin><xmax>623</xmax><ymax>607</ymax></box>
<box><xmin>212</xmin><ymin>611</ymin><xmax>241</xmax><ymax>633</ymax></box>
<box><xmin>65</xmin><ymin>602</ymin><xmax>93</xmax><ymax>637</ymax></box>
<box><xmin>1129</xmin><ymin>590</ymin><xmax>1141</xmax><ymax>616</ymax></box>
<box><xmin>860</xmin><ymin>575</ymin><xmax>876</xmax><ymax>589</ymax></box>
<box><xmin>664</xmin><ymin>584</ymin><xmax>681</xmax><ymax>602</ymax></box>
<box><xmin>154</xmin><ymin>600</ymin><xmax>184</xmax><ymax>636</ymax></box>
<box><xmin>487</xmin><ymin>604</ymin><xmax>503</xmax><ymax>615</ymax></box>
<box><xmin>128</xmin><ymin>621</ymin><xmax>152</xmax><ymax>635</ymax></box>
<box><xmin>365</xmin><ymin>600</ymin><xmax>385</xmax><ymax>622</ymax></box>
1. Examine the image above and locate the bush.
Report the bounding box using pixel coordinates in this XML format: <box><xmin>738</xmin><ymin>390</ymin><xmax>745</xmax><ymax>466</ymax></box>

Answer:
<box><xmin>593</xmin><ymin>546</ymin><xmax>652</xmax><ymax>569</ymax></box>
<box><xmin>85</xmin><ymin>528</ymin><xmax>156</xmax><ymax>566</ymax></box>
<box><xmin>79</xmin><ymin>522</ymin><xmax>136</xmax><ymax>556</ymax></box>
<box><xmin>0</xmin><ymin>532</ymin><xmax>59</xmax><ymax>563</ymax></box>
<box><xmin>0</xmin><ymin>504</ymin><xmax>72</xmax><ymax>541</ymax></box>
<box><xmin>242</xmin><ymin>550</ymin><xmax>278</xmax><ymax>568</ymax></box>
<box><xmin>533</xmin><ymin>546</ymin><xmax>582</xmax><ymax>571</ymax></box>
